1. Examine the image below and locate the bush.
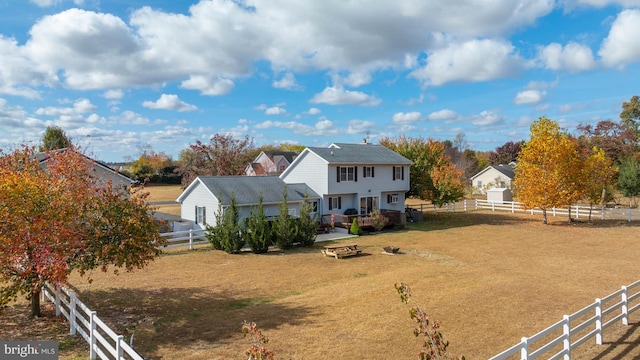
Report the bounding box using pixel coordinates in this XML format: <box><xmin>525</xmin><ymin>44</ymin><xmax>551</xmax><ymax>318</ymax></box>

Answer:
<box><xmin>206</xmin><ymin>192</ymin><xmax>244</xmax><ymax>253</ymax></box>
<box><xmin>296</xmin><ymin>192</ymin><xmax>318</xmax><ymax>247</ymax></box>
<box><xmin>244</xmin><ymin>195</ymin><xmax>272</xmax><ymax>253</ymax></box>
<box><xmin>370</xmin><ymin>209</ymin><xmax>386</xmax><ymax>232</ymax></box>
<box><xmin>350</xmin><ymin>218</ymin><xmax>362</xmax><ymax>235</ymax></box>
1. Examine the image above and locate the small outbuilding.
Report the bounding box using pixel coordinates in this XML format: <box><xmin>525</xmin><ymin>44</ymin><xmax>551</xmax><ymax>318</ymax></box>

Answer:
<box><xmin>486</xmin><ymin>188</ymin><xmax>512</xmax><ymax>203</ymax></box>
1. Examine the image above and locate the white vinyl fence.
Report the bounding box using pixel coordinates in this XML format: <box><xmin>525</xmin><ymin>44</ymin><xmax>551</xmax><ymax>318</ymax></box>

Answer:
<box><xmin>489</xmin><ymin>279</ymin><xmax>640</xmax><ymax>360</ymax></box>
<box><xmin>42</xmin><ymin>283</ymin><xmax>144</xmax><ymax>360</ymax></box>
<box><xmin>160</xmin><ymin>228</ymin><xmax>207</xmax><ymax>249</ymax></box>
<box><xmin>407</xmin><ymin>199</ymin><xmax>640</xmax><ymax>222</ymax></box>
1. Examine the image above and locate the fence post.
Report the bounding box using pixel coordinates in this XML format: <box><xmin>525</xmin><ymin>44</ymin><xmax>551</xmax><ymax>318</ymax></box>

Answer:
<box><xmin>116</xmin><ymin>335</ymin><xmax>124</xmax><ymax>358</ymax></box>
<box><xmin>602</xmin><ymin>206</ymin><xmax>605</xmax><ymax>221</ymax></box>
<box><xmin>492</xmin><ymin>201</ymin><xmax>495</xmax><ymax>211</ymax></box>
<box><xmin>595</xmin><ymin>298</ymin><xmax>602</xmax><ymax>345</ymax></box>
<box><xmin>464</xmin><ymin>200</ymin><xmax>467</xmax><ymax>212</ymax></box>
<box><xmin>90</xmin><ymin>311</ymin><xmax>97</xmax><ymax>360</ymax></box>
<box><xmin>563</xmin><ymin>315</ymin><xmax>571</xmax><ymax>360</ymax></box>
<box><xmin>70</xmin><ymin>291</ymin><xmax>77</xmax><ymax>335</ymax></box>
<box><xmin>552</xmin><ymin>207</ymin><xmax>556</xmax><ymax>216</ymax></box>
<box><xmin>512</xmin><ymin>201</ymin><xmax>515</xmax><ymax>213</ymax></box>
<box><xmin>189</xmin><ymin>229</ymin><xmax>194</xmax><ymax>250</ymax></box>
<box><xmin>520</xmin><ymin>337</ymin><xmax>529</xmax><ymax>360</ymax></box>
<box><xmin>629</xmin><ymin>207</ymin><xmax>632</xmax><ymax>222</ymax></box>
<box><xmin>576</xmin><ymin>205</ymin><xmax>579</xmax><ymax>219</ymax></box>
<box><xmin>475</xmin><ymin>199</ymin><xmax>478</xmax><ymax>210</ymax></box>
<box><xmin>453</xmin><ymin>202</ymin><xmax>456</xmax><ymax>212</ymax></box>
<box><xmin>55</xmin><ymin>287</ymin><xmax>61</xmax><ymax>316</ymax></box>
<box><xmin>622</xmin><ymin>286</ymin><xmax>629</xmax><ymax>326</ymax></box>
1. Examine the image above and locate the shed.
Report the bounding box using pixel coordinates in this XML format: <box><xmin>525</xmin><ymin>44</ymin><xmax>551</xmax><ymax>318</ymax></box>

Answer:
<box><xmin>487</xmin><ymin>188</ymin><xmax>512</xmax><ymax>203</ymax></box>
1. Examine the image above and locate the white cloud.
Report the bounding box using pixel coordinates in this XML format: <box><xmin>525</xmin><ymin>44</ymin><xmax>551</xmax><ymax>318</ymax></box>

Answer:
<box><xmin>272</xmin><ymin>72</ymin><xmax>299</xmax><ymax>90</ymax></box>
<box><xmin>103</xmin><ymin>89</ymin><xmax>124</xmax><ymax>100</ymax></box>
<box><xmin>265</xmin><ymin>106</ymin><xmax>286</xmax><ymax>115</ymax></box>
<box><xmin>514</xmin><ymin>90</ymin><xmax>546</xmax><ymax>105</ymax></box>
<box><xmin>392</xmin><ymin>111</ymin><xmax>422</xmax><ymax>124</ymax></box>
<box><xmin>35</xmin><ymin>98</ymin><xmax>97</xmax><ymax>116</ymax></box>
<box><xmin>427</xmin><ymin>109</ymin><xmax>458</xmax><ymax>121</ymax></box>
<box><xmin>411</xmin><ymin>39</ymin><xmax>523</xmax><ymax>86</ymax></box>
<box><xmin>254</xmin><ymin>118</ymin><xmax>339</xmax><ymax>136</ymax></box>
<box><xmin>471</xmin><ymin>110</ymin><xmax>505</xmax><ymax>126</ymax></box>
<box><xmin>307</xmin><ymin>107</ymin><xmax>321</xmax><ymax>115</ymax></box>
<box><xmin>346</xmin><ymin>119</ymin><xmax>376</xmax><ymax>134</ymax></box>
<box><xmin>309</xmin><ymin>86</ymin><xmax>381</xmax><ymax>106</ymax></box>
<box><xmin>142</xmin><ymin>94</ymin><xmax>197</xmax><ymax>112</ymax></box>
<box><xmin>599</xmin><ymin>9</ymin><xmax>640</xmax><ymax>68</ymax></box>
<box><xmin>538</xmin><ymin>42</ymin><xmax>596</xmax><ymax>72</ymax></box>
<box><xmin>180</xmin><ymin>76</ymin><xmax>235</xmax><ymax>96</ymax></box>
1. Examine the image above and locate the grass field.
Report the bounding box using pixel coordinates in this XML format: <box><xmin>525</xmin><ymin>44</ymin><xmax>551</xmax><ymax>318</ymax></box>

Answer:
<box><xmin>2</xmin><ymin>187</ymin><xmax>640</xmax><ymax>359</ymax></box>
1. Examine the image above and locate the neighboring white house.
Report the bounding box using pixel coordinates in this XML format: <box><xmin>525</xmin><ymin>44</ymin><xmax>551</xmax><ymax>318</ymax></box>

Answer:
<box><xmin>470</xmin><ymin>162</ymin><xmax>516</xmax><ymax>195</ymax></box>
<box><xmin>245</xmin><ymin>151</ymin><xmax>298</xmax><ymax>176</ymax></box>
<box><xmin>176</xmin><ymin>176</ymin><xmax>320</xmax><ymax>229</ymax></box>
<box><xmin>279</xmin><ymin>142</ymin><xmax>412</xmax><ymax>218</ymax></box>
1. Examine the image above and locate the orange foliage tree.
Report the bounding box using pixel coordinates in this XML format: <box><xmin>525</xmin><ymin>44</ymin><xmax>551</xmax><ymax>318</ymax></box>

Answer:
<box><xmin>0</xmin><ymin>146</ymin><xmax>164</xmax><ymax>317</ymax></box>
<box><xmin>583</xmin><ymin>147</ymin><xmax>617</xmax><ymax>221</ymax></box>
<box><xmin>380</xmin><ymin>136</ymin><xmax>465</xmax><ymax>205</ymax></box>
<box><xmin>513</xmin><ymin>117</ymin><xmax>586</xmax><ymax>224</ymax></box>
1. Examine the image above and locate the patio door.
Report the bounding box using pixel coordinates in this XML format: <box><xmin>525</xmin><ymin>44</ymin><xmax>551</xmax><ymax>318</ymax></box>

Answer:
<box><xmin>360</xmin><ymin>196</ymin><xmax>379</xmax><ymax>215</ymax></box>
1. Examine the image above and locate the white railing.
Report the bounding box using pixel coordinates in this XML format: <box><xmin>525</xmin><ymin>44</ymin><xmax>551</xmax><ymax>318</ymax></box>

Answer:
<box><xmin>42</xmin><ymin>283</ymin><xmax>144</xmax><ymax>360</ymax></box>
<box><xmin>160</xmin><ymin>228</ymin><xmax>208</xmax><ymax>250</ymax></box>
<box><xmin>489</xmin><ymin>279</ymin><xmax>640</xmax><ymax>360</ymax></box>
<box><xmin>406</xmin><ymin>200</ymin><xmax>640</xmax><ymax>222</ymax></box>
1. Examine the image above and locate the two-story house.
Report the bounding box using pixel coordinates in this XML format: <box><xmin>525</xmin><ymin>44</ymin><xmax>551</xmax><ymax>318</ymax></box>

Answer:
<box><xmin>279</xmin><ymin>143</ymin><xmax>412</xmax><ymax>221</ymax></box>
<box><xmin>245</xmin><ymin>151</ymin><xmax>298</xmax><ymax>176</ymax></box>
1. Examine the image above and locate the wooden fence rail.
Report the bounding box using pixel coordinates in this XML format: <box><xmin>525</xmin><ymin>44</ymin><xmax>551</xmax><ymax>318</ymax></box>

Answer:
<box><xmin>42</xmin><ymin>283</ymin><xmax>144</xmax><ymax>360</ymax></box>
<box><xmin>489</xmin><ymin>279</ymin><xmax>640</xmax><ymax>359</ymax></box>
<box><xmin>160</xmin><ymin>228</ymin><xmax>208</xmax><ymax>249</ymax></box>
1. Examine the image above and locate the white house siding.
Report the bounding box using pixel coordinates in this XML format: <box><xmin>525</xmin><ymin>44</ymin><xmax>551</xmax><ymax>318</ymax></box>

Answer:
<box><xmin>280</xmin><ymin>152</ymin><xmax>328</xmax><ymax>195</ymax></box>
<box><xmin>472</xmin><ymin>168</ymin><xmax>513</xmax><ymax>195</ymax></box>
<box><xmin>179</xmin><ymin>181</ymin><xmax>218</xmax><ymax>229</ymax></box>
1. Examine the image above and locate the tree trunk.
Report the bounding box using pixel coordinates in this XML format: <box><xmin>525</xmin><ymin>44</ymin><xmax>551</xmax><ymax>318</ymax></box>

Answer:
<box><xmin>30</xmin><ymin>289</ymin><xmax>41</xmax><ymax>318</ymax></box>
<box><xmin>542</xmin><ymin>209</ymin><xmax>548</xmax><ymax>224</ymax></box>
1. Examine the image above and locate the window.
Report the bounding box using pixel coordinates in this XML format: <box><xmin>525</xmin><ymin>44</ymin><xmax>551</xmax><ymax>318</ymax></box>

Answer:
<box><xmin>363</xmin><ymin>166</ymin><xmax>374</xmax><ymax>178</ymax></box>
<box><xmin>288</xmin><ymin>208</ymin><xmax>297</xmax><ymax>216</ymax></box>
<box><xmin>312</xmin><ymin>201</ymin><xmax>318</xmax><ymax>212</ymax></box>
<box><xmin>279</xmin><ymin>164</ymin><xmax>286</xmax><ymax>172</ymax></box>
<box><xmin>477</xmin><ymin>180</ymin><xmax>483</xmax><ymax>188</ymax></box>
<box><xmin>195</xmin><ymin>206</ymin><xmax>206</xmax><ymax>225</ymax></box>
<box><xmin>387</xmin><ymin>194</ymin><xmax>399</xmax><ymax>204</ymax></box>
<box><xmin>499</xmin><ymin>181</ymin><xmax>506</xmax><ymax>188</ymax></box>
<box><xmin>339</xmin><ymin>166</ymin><xmax>356</xmax><ymax>182</ymax></box>
<box><xmin>393</xmin><ymin>166</ymin><xmax>404</xmax><ymax>180</ymax></box>
<box><xmin>360</xmin><ymin>196</ymin><xmax>379</xmax><ymax>214</ymax></box>
<box><xmin>328</xmin><ymin>196</ymin><xmax>342</xmax><ymax>210</ymax></box>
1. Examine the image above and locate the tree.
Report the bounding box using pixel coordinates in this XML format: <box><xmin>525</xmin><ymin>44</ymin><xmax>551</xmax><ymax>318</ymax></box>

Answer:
<box><xmin>128</xmin><ymin>145</ymin><xmax>177</xmax><ymax>183</ymax></box>
<box><xmin>617</xmin><ymin>156</ymin><xmax>640</xmax><ymax>208</ymax></box>
<box><xmin>443</xmin><ymin>133</ymin><xmax>479</xmax><ymax>182</ymax></box>
<box><xmin>206</xmin><ymin>192</ymin><xmax>244</xmax><ymax>254</ymax></box>
<box><xmin>583</xmin><ymin>147</ymin><xmax>617</xmax><ymax>221</ymax></box>
<box><xmin>244</xmin><ymin>194</ymin><xmax>272</xmax><ymax>253</ymax></box>
<box><xmin>295</xmin><ymin>193</ymin><xmax>318</xmax><ymax>247</ymax></box>
<box><xmin>489</xmin><ymin>141</ymin><xmax>522</xmax><ymax>165</ymax></box>
<box><xmin>272</xmin><ymin>187</ymin><xmax>295</xmax><ymax>250</ymax></box>
<box><xmin>380</xmin><ymin>136</ymin><xmax>464</xmax><ymax>205</ymax></box>
<box><xmin>427</xmin><ymin>162</ymin><xmax>466</xmax><ymax>207</ymax></box>
<box><xmin>577</xmin><ymin>120</ymin><xmax>636</xmax><ymax>165</ymax></box>
<box><xmin>176</xmin><ymin>133</ymin><xmax>254</xmax><ymax>187</ymax></box>
<box><xmin>40</xmin><ymin>126</ymin><xmax>72</xmax><ymax>151</ymax></box>
<box><xmin>0</xmin><ymin>146</ymin><xmax>163</xmax><ymax>317</ymax></box>
<box><xmin>513</xmin><ymin>117</ymin><xmax>586</xmax><ymax>224</ymax></box>
<box><xmin>620</xmin><ymin>95</ymin><xmax>640</xmax><ymax>134</ymax></box>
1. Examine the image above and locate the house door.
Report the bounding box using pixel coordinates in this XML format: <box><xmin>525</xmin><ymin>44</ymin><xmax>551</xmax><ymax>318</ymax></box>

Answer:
<box><xmin>360</xmin><ymin>196</ymin><xmax>378</xmax><ymax>215</ymax></box>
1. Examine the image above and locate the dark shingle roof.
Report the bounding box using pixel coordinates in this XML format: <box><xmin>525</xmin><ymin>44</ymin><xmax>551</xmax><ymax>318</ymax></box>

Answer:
<box><xmin>494</xmin><ymin>163</ymin><xmax>515</xmax><ymax>179</ymax></box>
<box><xmin>196</xmin><ymin>176</ymin><xmax>319</xmax><ymax>206</ymax></box>
<box><xmin>307</xmin><ymin>143</ymin><xmax>412</xmax><ymax>165</ymax></box>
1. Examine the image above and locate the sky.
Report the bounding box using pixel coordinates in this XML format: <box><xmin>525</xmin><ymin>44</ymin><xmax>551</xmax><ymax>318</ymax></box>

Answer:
<box><xmin>1</xmin><ymin>0</ymin><xmax>640</xmax><ymax>163</ymax></box>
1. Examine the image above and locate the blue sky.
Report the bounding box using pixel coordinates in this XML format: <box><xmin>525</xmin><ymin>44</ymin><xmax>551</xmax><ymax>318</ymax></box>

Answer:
<box><xmin>1</xmin><ymin>0</ymin><xmax>640</xmax><ymax>163</ymax></box>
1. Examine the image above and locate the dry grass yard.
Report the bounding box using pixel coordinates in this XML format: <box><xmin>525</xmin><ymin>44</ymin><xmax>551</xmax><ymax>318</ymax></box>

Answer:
<box><xmin>3</xmin><ymin>187</ymin><xmax>640</xmax><ymax>359</ymax></box>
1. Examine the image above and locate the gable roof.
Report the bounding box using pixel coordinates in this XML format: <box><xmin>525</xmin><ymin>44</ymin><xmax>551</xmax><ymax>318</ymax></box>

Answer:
<box><xmin>263</xmin><ymin>151</ymin><xmax>297</xmax><ymax>164</ymax></box>
<box><xmin>177</xmin><ymin>176</ymin><xmax>320</xmax><ymax>206</ymax></box>
<box><xmin>302</xmin><ymin>143</ymin><xmax>412</xmax><ymax>165</ymax></box>
<box><xmin>470</xmin><ymin>163</ymin><xmax>516</xmax><ymax>181</ymax></box>
<box><xmin>35</xmin><ymin>148</ymin><xmax>136</xmax><ymax>184</ymax></box>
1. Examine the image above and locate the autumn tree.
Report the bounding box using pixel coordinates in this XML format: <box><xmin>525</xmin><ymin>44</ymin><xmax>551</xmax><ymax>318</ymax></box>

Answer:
<box><xmin>583</xmin><ymin>147</ymin><xmax>617</xmax><ymax>221</ymax></box>
<box><xmin>128</xmin><ymin>145</ymin><xmax>177</xmax><ymax>183</ymax></box>
<box><xmin>513</xmin><ymin>117</ymin><xmax>586</xmax><ymax>224</ymax></box>
<box><xmin>40</xmin><ymin>126</ymin><xmax>72</xmax><ymax>151</ymax></box>
<box><xmin>176</xmin><ymin>134</ymin><xmax>254</xmax><ymax>187</ymax></box>
<box><xmin>620</xmin><ymin>95</ymin><xmax>640</xmax><ymax>134</ymax></box>
<box><xmin>0</xmin><ymin>146</ymin><xmax>163</xmax><ymax>317</ymax></box>
<box><xmin>617</xmin><ymin>156</ymin><xmax>640</xmax><ymax>208</ymax></box>
<box><xmin>443</xmin><ymin>133</ymin><xmax>480</xmax><ymax>182</ymax></box>
<box><xmin>489</xmin><ymin>141</ymin><xmax>522</xmax><ymax>165</ymax></box>
<box><xmin>577</xmin><ymin>120</ymin><xmax>636</xmax><ymax>164</ymax></box>
<box><xmin>380</xmin><ymin>136</ymin><xmax>465</xmax><ymax>205</ymax></box>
